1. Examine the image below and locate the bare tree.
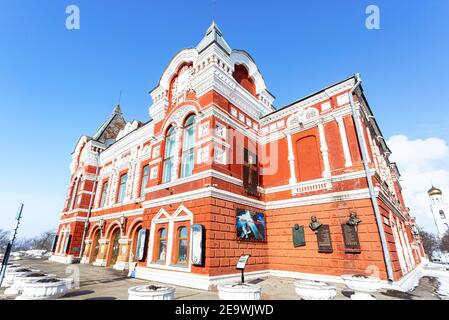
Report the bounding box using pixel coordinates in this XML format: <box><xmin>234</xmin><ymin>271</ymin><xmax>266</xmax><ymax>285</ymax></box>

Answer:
<box><xmin>31</xmin><ymin>230</ymin><xmax>57</xmax><ymax>251</ymax></box>
<box><xmin>13</xmin><ymin>238</ymin><xmax>33</xmax><ymax>251</ymax></box>
<box><xmin>0</xmin><ymin>229</ymin><xmax>10</xmax><ymax>252</ymax></box>
<box><xmin>420</xmin><ymin>230</ymin><xmax>439</xmax><ymax>259</ymax></box>
<box><xmin>440</xmin><ymin>230</ymin><xmax>449</xmax><ymax>253</ymax></box>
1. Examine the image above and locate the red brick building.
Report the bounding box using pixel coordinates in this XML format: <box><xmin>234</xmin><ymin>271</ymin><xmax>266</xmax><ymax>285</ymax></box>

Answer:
<box><xmin>50</xmin><ymin>22</ymin><xmax>426</xmax><ymax>290</ymax></box>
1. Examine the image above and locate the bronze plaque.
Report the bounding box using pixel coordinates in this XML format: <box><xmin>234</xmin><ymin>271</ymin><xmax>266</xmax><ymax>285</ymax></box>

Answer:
<box><xmin>342</xmin><ymin>224</ymin><xmax>361</xmax><ymax>252</ymax></box>
<box><xmin>292</xmin><ymin>225</ymin><xmax>306</xmax><ymax>247</ymax></box>
<box><xmin>316</xmin><ymin>225</ymin><xmax>333</xmax><ymax>253</ymax></box>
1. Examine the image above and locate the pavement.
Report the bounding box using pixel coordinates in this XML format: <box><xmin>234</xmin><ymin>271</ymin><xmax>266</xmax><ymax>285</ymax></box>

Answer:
<box><xmin>0</xmin><ymin>257</ymin><xmax>443</xmax><ymax>300</ymax></box>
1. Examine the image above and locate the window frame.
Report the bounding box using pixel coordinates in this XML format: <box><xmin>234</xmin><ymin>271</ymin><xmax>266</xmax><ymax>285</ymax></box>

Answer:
<box><xmin>99</xmin><ymin>180</ymin><xmax>109</xmax><ymax>208</ymax></box>
<box><xmin>156</xmin><ymin>227</ymin><xmax>168</xmax><ymax>263</ymax></box>
<box><xmin>139</xmin><ymin>164</ymin><xmax>150</xmax><ymax>198</ymax></box>
<box><xmin>116</xmin><ymin>172</ymin><xmax>128</xmax><ymax>204</ymax></box>
<box><xmin>174</xmin><ymin>225</ymin><xmax>189</xmax><ymax>265</ymax></box>
<box><xmin>162</xmin><ymin>126</ymin><xmax>176</xmax><ymax>183</ymax></box>
<box><xmin>71</xmin><ymin>176</ymin><xmax>82</xmax><ymax>210</ymax></box>
<box><xmin>180</xmin><ymin>114</ymin><xmax>196</xmax><ymax>178</ymax></box>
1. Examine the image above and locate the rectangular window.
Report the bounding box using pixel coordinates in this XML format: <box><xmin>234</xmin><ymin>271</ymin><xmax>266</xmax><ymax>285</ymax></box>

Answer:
<box><xmin>71</xmin><ymin>178</ymin><xmax>82</xmax><ymax>210</ymax></box>
<box><xmin>117</xmin><ymin>173</ymin><xmax>128</xmax><ymax>203</ymax></box>
<box><xmin>243</xmin><ymin>148</ymin><xmax>259</xmax><ymax>195</ymax></box>
<box><xmin>100</xmin><ymin>181</ymin><xmax>109</xmax><ymax>207</ymax></box>
<box><xmin>140</xmin><ymin>165</ymin><xmax>150</xmax><ymax>197</ymax></box>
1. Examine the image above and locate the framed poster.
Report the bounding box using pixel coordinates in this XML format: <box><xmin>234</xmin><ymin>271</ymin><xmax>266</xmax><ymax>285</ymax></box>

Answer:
<box><xmin>236</xmin><ymin>209</ymin><xmax>266</xmax><ymax>241</ymax></box>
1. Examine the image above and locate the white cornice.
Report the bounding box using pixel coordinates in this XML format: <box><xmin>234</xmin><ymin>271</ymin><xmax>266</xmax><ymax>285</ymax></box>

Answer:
<box><xmin>260</xmin><ymin>78</ymin><xmax>355</xmax><ymax>126</ymax></box>
<box><xmin>142</xmin><ymin>185</ymin><xmax>376</xmax><ymax>211</ymax></box>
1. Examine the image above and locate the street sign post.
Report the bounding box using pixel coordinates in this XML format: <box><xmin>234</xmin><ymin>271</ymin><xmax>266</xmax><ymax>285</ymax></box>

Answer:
<box><xmin>0</xmin><ymin>203</ymin><xmax>24</xmax><ymax>288</ymax></box>
<box><xmin>236</xmin><ymin>254</ymin><xmax>250</xmax><ymax>284</ymax></box>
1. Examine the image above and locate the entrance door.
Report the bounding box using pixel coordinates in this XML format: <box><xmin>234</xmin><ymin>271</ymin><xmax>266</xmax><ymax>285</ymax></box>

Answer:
<box><xmin>109</xmin><ymin>229</ymin><xmax>120</xmax><ymax>266</ymax></box>
<box><xmin>92</xmin><ymin>230</ymin><xmax>100</xmax><ymax>263</ymax></box>
<box><xmin>131</xmin><ymin>226</ymin><xmax>142</xmax><ymax>262</ymax></box>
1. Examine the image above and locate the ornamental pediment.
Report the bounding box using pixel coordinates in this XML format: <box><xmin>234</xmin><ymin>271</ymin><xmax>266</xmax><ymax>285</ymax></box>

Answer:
<box><xmin>287</xmin><ymin>107</ymin><xmax>319</xmax><ymax>128</ymax></box>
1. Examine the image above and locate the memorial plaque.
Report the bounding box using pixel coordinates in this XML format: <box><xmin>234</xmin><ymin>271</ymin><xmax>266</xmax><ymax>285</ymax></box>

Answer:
<box><xmin>292</xmin><ymin>224</ymin><xmax>306</xmax><ymax>247</ymax></box>
<box><xmin>342</xmin><ymin>224</ymin><xmax>361</xmax><ymax>252</ymax></box>
<box><xmin>316</xmin><ymin>225</ymin><xmax>333</xmax><ymax>253</ymax></box>
<box><xmin>191</xmin><ymin>224</ymin><xmax>205</xmax><ymax>266</ymax></box>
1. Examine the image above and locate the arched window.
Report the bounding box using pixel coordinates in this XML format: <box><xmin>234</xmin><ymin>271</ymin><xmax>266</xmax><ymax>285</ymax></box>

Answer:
<box><xmin>180</xmin><ymin>115</ymin><xmax>196</xmax><ymax>178</ymax></box>
<box><xmin>117</xmin><ymin>173</ymin><xmax>128</xmax><ymax>203</ymax></box>
<box><xmin>232</xmin><ymin>64</ymin><xmax>256</xmax><ymax>97</ymax></box>
<box><xmin>296</xmin><ymin>136</ymin><xmax>322</xmax><ymax>182</ymax></box>
<box><xmin>162</xmin><ymin>126</ymin><xmax>176</xmax><ymax>183</ymax></box>
<box><xmin>71</xmin><ymin>176</ymin><xmax>82</xmax><ymax>210</ymax></box>
<box><xmin>157</xmin><ymin>228</ymin><xmax>167</xmax><ymax>262</ymax></box>
<box><xmin>67</xmin><ymin>178</ymin><xmax>77</xmax><ymax>211</ymax></box>
<box><xmin>176</xmin><ymin>227</ymin><xmax>189</xmax><ymax>264</ymax></box>
<box><xmin>440</xmin><ymin>210</ymin><xmax>446</xmax><ymax>220</ymax></box>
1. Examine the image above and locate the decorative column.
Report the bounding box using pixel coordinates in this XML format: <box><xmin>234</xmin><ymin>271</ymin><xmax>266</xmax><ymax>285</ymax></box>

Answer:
<box><xmin>165</xmin><ymin>219</ymin><xmax>175</xmax><ymax>266</ymax></box>
<box><xmin>81</xmin><ymin>240</ymin><xmax>92</xmax><ymax>264</ymax></box>
<box><xmin>285</xmin><ymin>132</ymin><xmax>297</xmax><ymax>185</ymax></box>
<box><xmin>335</xmin><ymin>116</ymin><xmax>352</xmax><ymax>167</ymax></box>
<box><xmin>317</xmin><ymin>121</ymin><xmax>331</xmax><ymax>180</ymax></box>
<box><xmin>114</xmin><ymin>238</ymin><xmax>132</xmax><ymax>271</ymax></box>
<box><xmin>93</xmin><ymin>239</ymin><xmax>109</xmax><ymax>267</ymax></box>
<box><xmin>132</xmin><ymin>160</ymin><xmax>141</xmax><ymax>199</ymax></box>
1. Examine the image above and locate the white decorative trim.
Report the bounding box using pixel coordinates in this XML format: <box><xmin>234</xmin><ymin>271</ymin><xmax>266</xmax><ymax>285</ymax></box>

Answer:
<box><xmin>336</xmin><ymin>115</ymin><xmax>353</xmax><ymax>167</ymax></box>
<box><xmin>48</xmin><ymin>254</ymin><xmax>77</xmax><ymax>264</ymax></box>
<box><xmin>88</xmin><ymin>208</ymin><xmax>144</xmax><ymax>223</ymax></box>
<box><xmin>285</xmin><ymin>132</ymin><xmax>297</xmax><ymax>185</ymax></box>
<box><xmin>147</xmin><ymin>205</ymin><xmax>193</xmax><ymax>272</ymax></box>
<box><xmin>142</xmin><ymin>185</ymin><xmax>376</xmax><ymax>211</ymax></box>
<box><xmin>93</xmin><ymin>259</ymin><xmax>107</xmax><ymax>267</ymax></box>
<box><xmin>134</xmin><ymin>267</ymin><xmax>269</xmax><ymax>291</ymax></box>
<box><xmin>113</xmin><ymin>261</ymin><xmax>129</xmax><ymax>271</ymax></box>
<box><xmin>317</xmin><ymin>121</ymin><xmax>331</xmax><ymax>181</ymax></box>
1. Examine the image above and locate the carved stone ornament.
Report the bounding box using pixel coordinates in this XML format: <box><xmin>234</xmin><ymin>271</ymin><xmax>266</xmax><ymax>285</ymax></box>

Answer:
<box><xmin>346</xmin><ymin>212</ymin><xmax>362</xmax><ymax>227</ymax></box>
<box><xmin>309</xmin><ymin>216</ymin><xmax>322</xmax><ymax>233</ymax></box>
<box><xmin>287</xmin><ymin>107</ymin><xmax>319</xmax><ymax>128</ymax></box>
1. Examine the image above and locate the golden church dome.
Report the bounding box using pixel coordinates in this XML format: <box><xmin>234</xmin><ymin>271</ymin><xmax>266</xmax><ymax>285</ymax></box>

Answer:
<box><xmin>428</xmin><ymin>186</ymin><xmax>443</xmax><ymax>196</ymax></box>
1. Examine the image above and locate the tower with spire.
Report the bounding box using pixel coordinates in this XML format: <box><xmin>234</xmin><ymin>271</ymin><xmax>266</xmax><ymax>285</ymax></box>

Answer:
<box><xmin>428</xmin><ymin>185</ymin><xmax>449</xmax><ymax>237</ymax></box>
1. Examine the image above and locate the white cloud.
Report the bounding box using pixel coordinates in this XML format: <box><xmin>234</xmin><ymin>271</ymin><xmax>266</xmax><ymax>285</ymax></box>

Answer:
<box><xmin>388</xmin><ymin>135</ymin><xmax>449</xmax><ymax>234</ymax></box>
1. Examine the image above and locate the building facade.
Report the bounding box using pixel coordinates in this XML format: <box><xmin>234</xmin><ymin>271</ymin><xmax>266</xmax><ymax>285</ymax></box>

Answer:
<box><xmin>50</xmin><ymin>22</ymin><xmax>426</xmax><ymax>290</ymax></box>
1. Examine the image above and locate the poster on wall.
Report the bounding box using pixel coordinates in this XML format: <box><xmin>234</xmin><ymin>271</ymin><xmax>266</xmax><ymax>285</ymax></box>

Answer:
<box><xmin>236</xmin><ymin>209</ymin><xmax>266</xmax><ymax>241</ymax></box>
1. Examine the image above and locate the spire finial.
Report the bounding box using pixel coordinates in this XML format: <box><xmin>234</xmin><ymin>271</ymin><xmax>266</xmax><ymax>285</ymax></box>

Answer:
<box><xmin>113</xmin><ymin>104</ymin><xmax>122</xmax><ymax>115</ymax></box>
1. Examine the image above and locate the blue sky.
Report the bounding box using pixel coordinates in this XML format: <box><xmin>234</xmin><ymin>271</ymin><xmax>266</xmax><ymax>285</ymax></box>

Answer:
<box><xmin>0</xmin><ymin>0</ymin><xmax>448</xmax><ymax>237</ymax></box>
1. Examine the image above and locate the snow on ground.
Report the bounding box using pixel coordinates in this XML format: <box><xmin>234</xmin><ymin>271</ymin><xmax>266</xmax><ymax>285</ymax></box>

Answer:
<box><xmin>437</xmin><ymin>276</ymin><xmax>449</xmax><ymax>300</ymax></box>
<box><xmin>423</xmin><ymin>262</ymin><xmax>449</xmax><ymax>300</ymax></box>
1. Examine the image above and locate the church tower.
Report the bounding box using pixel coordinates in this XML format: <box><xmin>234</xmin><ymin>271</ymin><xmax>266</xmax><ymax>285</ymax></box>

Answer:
<box><xmin>428</xmin><ymin>186</ymin><xmax>449</xmax><ymax>237</ymax></box>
